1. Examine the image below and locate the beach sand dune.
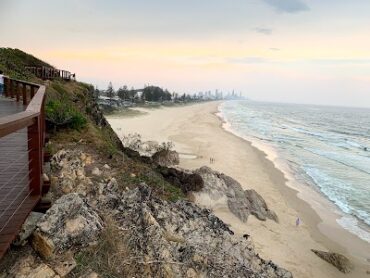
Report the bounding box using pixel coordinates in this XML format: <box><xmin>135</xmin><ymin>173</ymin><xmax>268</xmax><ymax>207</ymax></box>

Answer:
<box><xmin>107</xmin><ymin>102</ymin><xmax>370</xmax><ymax>278</ymax></box>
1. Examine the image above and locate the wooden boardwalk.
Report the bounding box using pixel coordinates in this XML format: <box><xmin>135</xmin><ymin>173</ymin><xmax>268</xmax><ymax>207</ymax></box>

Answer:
<box><xmin>0</xmin><ymin>76</ymin><xmax>47</xmax><ymax>260</ymax></box>
<box><xmin>0</xmin><ymin>98</ymin><xmax>40</xmax><ymax>258</ymax></box>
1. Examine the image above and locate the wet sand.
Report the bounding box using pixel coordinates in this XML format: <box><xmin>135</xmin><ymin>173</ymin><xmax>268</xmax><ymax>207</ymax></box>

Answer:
<box><xmin>107</xmin><ymin>101</ymin><xmax>370</xmax><ymax>277</ymax></box>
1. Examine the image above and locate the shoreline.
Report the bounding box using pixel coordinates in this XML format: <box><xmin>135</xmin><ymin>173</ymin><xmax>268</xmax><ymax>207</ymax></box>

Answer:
<box><xmin>107</xmin><ymin>101</ymin><xmax>369</xmax><ymax>277</ymax></box>
<box><xmin>216</xmin><ymin>102</ymin><xmax>370</xmax><ymax>257</ymax></box>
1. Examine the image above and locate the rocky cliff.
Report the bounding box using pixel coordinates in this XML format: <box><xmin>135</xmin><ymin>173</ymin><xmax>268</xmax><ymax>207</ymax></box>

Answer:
<box><xmin>1</xmin><ymin>148</ymin><xmax>291</xmax><ymax>278</ymax></box>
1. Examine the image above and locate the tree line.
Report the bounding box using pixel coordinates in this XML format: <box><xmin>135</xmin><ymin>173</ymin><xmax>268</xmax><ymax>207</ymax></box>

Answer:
<box><xmin>95</xmin><ymin>82</ymin><xmax>236</xmax><ymax>104</ymax></box>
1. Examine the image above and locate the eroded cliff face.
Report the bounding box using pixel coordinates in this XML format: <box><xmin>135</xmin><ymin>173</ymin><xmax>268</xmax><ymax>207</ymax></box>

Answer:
<box><xmin>101</xmin><ymin>184</ymin><xmax>291</xmax><ymax>278</ymax></box>
<box><xmin>0</xmin><ymin>149</ymin><xmax>292</xmax><ymax>278</ymax></box>
<box><xmin>194</xmin><ymin>166</ymin><xmax>278</xmax><ymax>223</ymax></box>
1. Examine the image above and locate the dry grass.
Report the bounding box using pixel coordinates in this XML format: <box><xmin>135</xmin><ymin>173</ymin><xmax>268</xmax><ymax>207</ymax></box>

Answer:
<box><xmin>69</xmin><ymin>216</ymin><xmax>133</xmax><ymax>278</ymax></box>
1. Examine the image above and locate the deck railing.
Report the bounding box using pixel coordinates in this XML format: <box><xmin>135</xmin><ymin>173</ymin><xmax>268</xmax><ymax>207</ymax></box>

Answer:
<box><xmin>0</xmin><ymin>77</ymin><xmax>46</xmax><ymax>195</ymax></box>
<box><xmin>25</xmin><ymin>66</ymin><xmax>75</xmax><ymax>81</ymax></box>
<box><xmin>0</xmin><ymin>76</ymin><xmax>46</xmax><ymax>258</ymax></box>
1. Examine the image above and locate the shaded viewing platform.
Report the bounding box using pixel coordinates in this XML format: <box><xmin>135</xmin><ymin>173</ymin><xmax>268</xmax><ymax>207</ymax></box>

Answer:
<box><xmin>0</xmin><ymin>78</ymin><xmax>47</xmax><ymax>259</ymax></box>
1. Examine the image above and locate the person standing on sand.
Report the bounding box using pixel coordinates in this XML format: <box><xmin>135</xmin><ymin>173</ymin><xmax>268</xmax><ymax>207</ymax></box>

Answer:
<box><xmin>0</xmin><ymin>70</ymin><xmax>4</xmax><ymax>96</ymax></box>
<box><xmin>296</xmin><ymin>217</ymin><xmax>301</xmax><ymax>227</ymax></box>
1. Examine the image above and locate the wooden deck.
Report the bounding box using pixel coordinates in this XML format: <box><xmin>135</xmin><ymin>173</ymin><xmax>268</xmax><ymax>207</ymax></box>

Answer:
<box><xmin>0</xmin><ymin>98</ymin><xmax>40</xmax><ymax>258</ymax></box>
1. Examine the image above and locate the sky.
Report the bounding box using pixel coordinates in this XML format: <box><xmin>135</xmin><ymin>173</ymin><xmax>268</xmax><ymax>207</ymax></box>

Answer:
<box><xmin>1</xmin><ymin>0</ymin><xmax>370</xmax><ymax>107</ymax></box>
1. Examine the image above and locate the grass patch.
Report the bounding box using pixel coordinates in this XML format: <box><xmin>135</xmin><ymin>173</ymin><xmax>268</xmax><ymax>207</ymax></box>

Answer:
<box><xmin>70</xmin><ymin>217</ymin><xmax>131</xmax><ymax>278</ymax></box>
<box><xmin>119</xmin><ymin>159</ymin><xmax>185</xmax><ymax>202</ymax></box>
<box><xmin>49</xmin><ymin>122</ymin><xmax>120</xmax><ymax>158</ymax></box>
<box><xmin>104</xmin><ymin>108</ymin><xmax>147</xmax><ymax>118</ymax></box>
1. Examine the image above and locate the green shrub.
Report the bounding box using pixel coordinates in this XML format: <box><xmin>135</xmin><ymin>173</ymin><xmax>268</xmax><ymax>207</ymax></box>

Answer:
<box><xmin>70</xmin><ymin>113</ymin><xmax>87</xmax><ymax>130</ymax></box>
<box><xmin>46</xmin><ymin>99</ymin><xmax>87</xmax><ymax>130</ymax></box>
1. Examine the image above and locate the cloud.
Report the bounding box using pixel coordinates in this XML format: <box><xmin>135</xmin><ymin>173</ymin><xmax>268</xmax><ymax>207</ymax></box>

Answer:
<box><xmin>254</xmin><ymin>27</ymin><xmax>273</xmax><ymax>35</ymax></box>
<box><xmin>262</xmin><ymin>0</ymin><xmax>309</xmax><ymax>13</ymax></box>
<box><xmin>227</xmin><ymin>57</ymin><xmax>268</xmax><ymax>64</ymax></box>
<box><xmin>269</xmin><ymin>47</ymin><xmax>280</xmax><ymax>51</ymax></box>
<box><xmin>308</xmin><ymin>58</ymin><xmax>370</xmax><ymax>65</ymax></box>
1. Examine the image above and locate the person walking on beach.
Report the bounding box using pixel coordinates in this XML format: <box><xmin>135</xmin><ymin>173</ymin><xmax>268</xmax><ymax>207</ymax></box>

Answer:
<box><xmin>0</xmin><ymin>70</ymin><xmax>4</xmax><ymax>96</ymax></box>
<box><xmin>296</xmin><ymin>217</ymin><xmax>301</xmax><ymax>227</ymax></box>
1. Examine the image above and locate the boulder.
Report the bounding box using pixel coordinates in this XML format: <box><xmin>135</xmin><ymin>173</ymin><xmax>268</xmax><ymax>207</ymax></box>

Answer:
<box><xmin>311</xmin><ymin>250</ymin><xmax>354</xmax><ymax>273</ymax></box>
<box><xmin>195</xmin><ymin>166</ymin><xmax>278</xmax><ymax>223</ymax></box>
<box><xmin>244</xmin><ymin>189</ymin><xmax>278</xmax><ymax>222</ymax></box>
<box><xmin>51</xmin><ymin>149</ymin><xmax>92</xmax><ymax>196</ymax></box>
<box><xmin>32</xmin><ymin>194</ymin><xmax>103</xmax><ymax>258</ymax></box>
<box><xmin>52</xmin><ymin>253</ymin><xmax>77</xmax><ymax>277</ymax></box>
<box><xmin>21</xmin><ymin>263</ymin><xmax>58</xmax><ymax>278</ymax></box>
<box><xmin>91</xmin><ymin>167</ymin><xmax>101</xmax><ymax>176</ymax></box>
<box><xmin>32</xmin><ymin>231</ymin><xmax>55</xmax><ymax>259</ymax></box>
<box><xmin>157</xmin><ymin>166</ymin><xmax>204</xmax><ymax>193</ymax></box>
<box><xmin>5</xmin><ymin>255</ymin><xmax>59</xmax><ymax>278</ymax></box>
<box><xmin>51</xmin><ymin>149</ymin><xmax>68</xmax><ymax>169</ymax></box>
<box><xmin>152</xmin><ymin>149</ymin><xmax>180</xmax><ymax>167</ymax></box>
<box><xmin>60</xmin><ymin>178</ymin><xmax>74</xmax><ymax>194</ymax></box>
<box><xmin>13</xmin><ymin>212</ymin><xmax>44</xmax><ymax>246</ymax></box>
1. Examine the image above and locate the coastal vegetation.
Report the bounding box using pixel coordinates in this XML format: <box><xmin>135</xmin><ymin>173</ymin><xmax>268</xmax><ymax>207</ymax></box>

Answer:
<box><xmin>96</xmin><ymin>81</ymin><xmax>245</xmax><ymax>113</ymax></box>
<box><xmin>0</xmin><ymin>48</ymin><xmax>52</xmax><ymax>80</ymax></box>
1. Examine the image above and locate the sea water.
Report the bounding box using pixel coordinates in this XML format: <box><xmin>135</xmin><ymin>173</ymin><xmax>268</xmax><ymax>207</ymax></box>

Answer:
<box><xmin>219</xmin><ymin>100</ymin><xmax>370</xmax><ymax>242</ymax></box>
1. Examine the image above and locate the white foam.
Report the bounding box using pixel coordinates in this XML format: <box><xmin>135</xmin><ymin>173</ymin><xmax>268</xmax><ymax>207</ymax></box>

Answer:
<box><xmin>217</xmin><ymin>101</ymin><xmax>370</xmax><ymax>244</ymax></box>
<box><xmin>337</xmin><ymin>216</ymin><xmax>370</xmax><ymax>243</ymax></box>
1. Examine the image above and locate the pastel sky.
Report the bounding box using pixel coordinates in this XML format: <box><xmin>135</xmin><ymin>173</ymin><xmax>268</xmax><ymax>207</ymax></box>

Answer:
<box><xmin>1</xmin><ymin>0</ymin><xmax>370</xmax><ymax>107</ymax></box>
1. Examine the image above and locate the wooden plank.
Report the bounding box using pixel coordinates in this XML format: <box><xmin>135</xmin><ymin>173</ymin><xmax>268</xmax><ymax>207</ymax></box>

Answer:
<box><xmin>26</xmin><ymin>86</ymin><xmax>45</xmax><ymax>112</ymax></box>
<box><xmin>0</xmin><ymin>111</ymin><xmax>37</xmax><ymax>138</ymax></box>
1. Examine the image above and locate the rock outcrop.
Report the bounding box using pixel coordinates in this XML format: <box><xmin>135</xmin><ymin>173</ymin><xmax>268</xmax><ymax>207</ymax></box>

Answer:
<box><xmin>244</xmin><ymin>189</ymin><xmax>278</xmax><ymax>222</ymax></box>
<box><xmin>1</xmin><ymin>149</ymin><xmax>290</xmax><ymax>278</ymax></box>
<box><xmin>157</xmin><ymin>166</ymin><xmax>204</xmax><ymax>193</ymax></box>
<box><xmin>32</xmin><ymin>193</ymin><xmax>103</xmax><ymax>258</ymax></box>
<box><xmin>107</xmin><ymin>183</ymin><xmax>292</xmax><ymax>277</ymax></box>
<box><xmin>152</xmin><ymin>149</ymin><xmax>180</xmax><ymax>167</ymax></box>
<box><xmin>5</xmin><ymin>255</ymin><xmax>60</xmax><ymax>278</ymax></box>
<box><xmin>311</xmin><ymin>250</ymin><xmax>354</xmax><ymax>273</ymax></box>
<box><xmin>195</xmin><ymin>166</ymin><xmax>278</xmax><ymax>223</ymax></box>
<box><xmin>13</xmin><ymin>212</ymin><xmax>44</xmax><ymax>246</ymax></box>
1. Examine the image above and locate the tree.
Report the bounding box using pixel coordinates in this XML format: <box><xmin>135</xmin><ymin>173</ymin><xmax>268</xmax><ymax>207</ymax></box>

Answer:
<box><xmin>117</xmin><ymin>85</ymin><xmax>129</xmax><ymax>101</ymax></box>
<box><xmin>106</xmin><ymin>82</ymin><xmax>115</xmax><ymax>106</ymax></box>
<box><xmin>142</xmin><ymin>86</ymin><xmax>168</xmax><ymax>102</ymax></box>
<box><xmin>94</xmin><ymin>85</ymin><xmax>100</xmax><ymax>99</ymax></box>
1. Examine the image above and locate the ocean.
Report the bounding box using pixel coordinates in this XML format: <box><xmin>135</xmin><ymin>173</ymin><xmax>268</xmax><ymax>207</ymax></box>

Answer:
<box><xmin>219</xmin><ymin>100</ymin><xmax>370</xmax><ymax>243</ymax></box>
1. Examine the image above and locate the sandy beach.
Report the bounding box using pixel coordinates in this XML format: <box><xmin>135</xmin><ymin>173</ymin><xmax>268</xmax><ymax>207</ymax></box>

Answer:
<box><xmin>107</xmin><ymin>101</ymin><xmax>370</xmax><ymax>278</ymax></box>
